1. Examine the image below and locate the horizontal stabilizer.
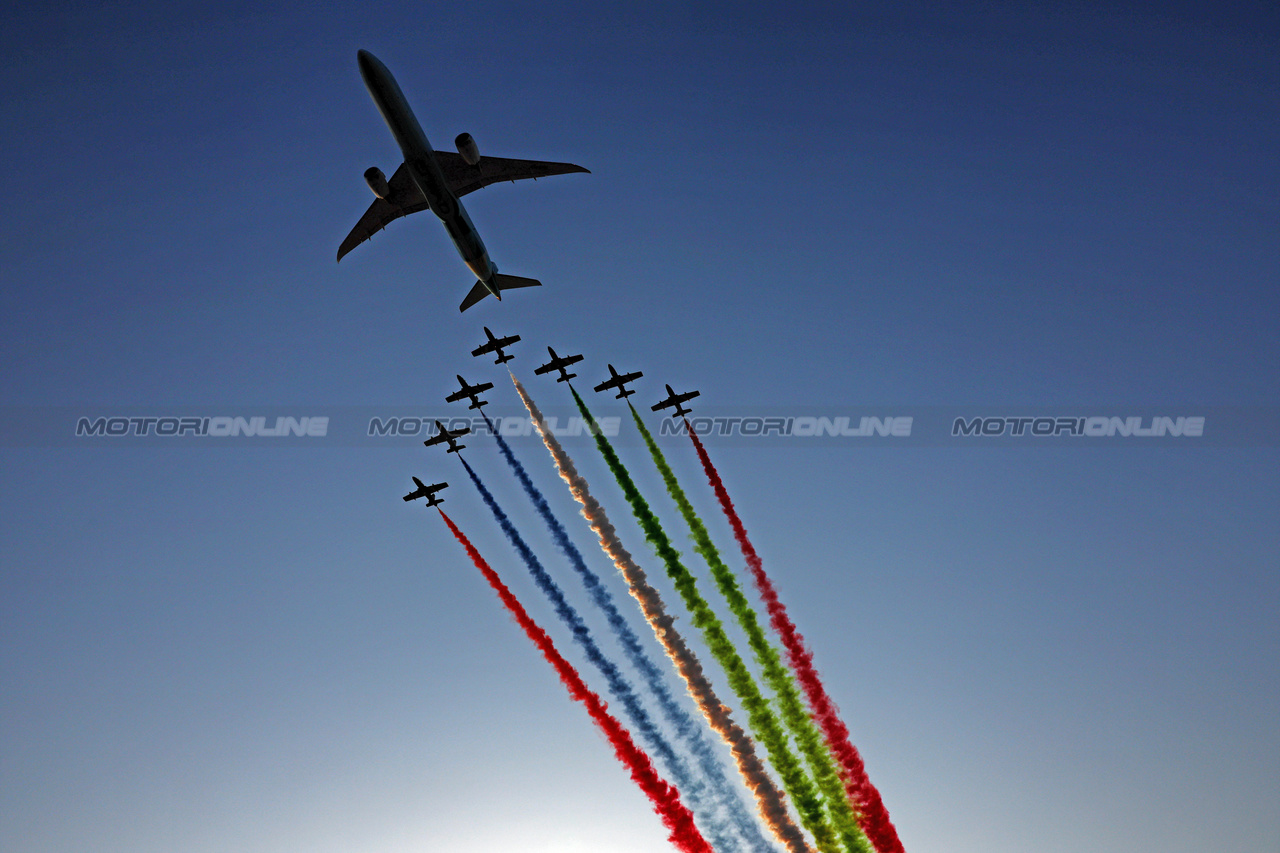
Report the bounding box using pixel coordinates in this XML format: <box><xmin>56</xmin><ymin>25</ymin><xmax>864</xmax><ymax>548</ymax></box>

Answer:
<box><xmin>458</xmin><ymin>274</ymin><xmax>543</xmax><ymax>312</ymax></box>
<box><xmin>494</xmin><ymin>273</ymin><xmax>542</xmax><ymax>291</ymax></box>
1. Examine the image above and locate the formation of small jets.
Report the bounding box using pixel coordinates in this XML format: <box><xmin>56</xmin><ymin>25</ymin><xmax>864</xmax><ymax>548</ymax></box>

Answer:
<box><xmin>406</xmin><ymin>330</ymin><xmax>699</xmax><ymax>504</ymax></box>
<box><xmin>430</xmin><ymin>338</ymin><xmax>695</xmax><ymax>422</ymax></box>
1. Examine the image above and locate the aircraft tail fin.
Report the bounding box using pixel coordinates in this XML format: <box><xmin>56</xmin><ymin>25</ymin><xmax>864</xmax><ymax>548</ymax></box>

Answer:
<box><xmin>459</xmin><ymin>275</ymin><xmax>542</xmax><ymax>312</ymax></box>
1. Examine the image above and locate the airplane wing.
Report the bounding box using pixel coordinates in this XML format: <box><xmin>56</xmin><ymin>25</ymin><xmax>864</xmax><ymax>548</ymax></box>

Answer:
<box><xmin>337</xmin><ymin>163</ymin><xmax>431</xmax><ymax>261</ymax></box>
<box><xmin>445</xmin><ymin>389</ymin><xmax>469</xmax><ymax>403</ymax></box>
<box><xmin>435</xmin><ymin>152</ymin><xmax>590</xmax><ymax>198</ymax></box>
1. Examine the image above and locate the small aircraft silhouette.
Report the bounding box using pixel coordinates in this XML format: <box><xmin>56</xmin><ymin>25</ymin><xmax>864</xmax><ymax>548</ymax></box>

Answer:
<box><xmin>593</xmin><ymin>364</ymin><xmax>643</xmax><ymax>399</ymax></box>
<box><xmin>423</xmin><ymin>420</ymin><xmax>469</xmax><ymax>454</ymax></box>
<box><xmin>534</xmin><ymin>346</ymin><xmax>584</xmax><ymax>383</ymax></box>
<box><xmin>446</xmin><ymin>374</ymin><xmax>494</xmax><ymax>410</ymax></box>
<box><xmin>403</xmin><ymin>476</ymin><xmax>448</xmax><ymax>507</ymax></box>
<box><xmin>471</xmin><ymin>326</ymin><xmax>520</xmax><ymax>364</ymax></box>
<box><xmin>652</xmin><ymin>384</ymin><xmax>700</xmax><ymax>418</ymax></box>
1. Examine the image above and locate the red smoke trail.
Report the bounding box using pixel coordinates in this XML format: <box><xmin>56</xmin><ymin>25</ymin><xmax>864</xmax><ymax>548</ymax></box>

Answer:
<box><xmin>686</xmin><ymin>426</ymin><xmax>905</xmax><ymax>853</ymax></box>
<box><xmin>438</xmin><ymin>509</ymin><xmax>715</xmax><ymax>853</ymax></box>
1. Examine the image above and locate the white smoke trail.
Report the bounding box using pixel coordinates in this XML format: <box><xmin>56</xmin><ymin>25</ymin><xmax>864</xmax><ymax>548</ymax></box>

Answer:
<box><xmin>513</xmin><ymin>374</ymin><xmax>812</xmax><ymax>853</ymax></box>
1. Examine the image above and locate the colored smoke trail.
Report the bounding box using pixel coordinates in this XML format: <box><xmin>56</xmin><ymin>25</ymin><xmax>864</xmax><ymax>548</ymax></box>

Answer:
<box><xmin>479</xmin><ymin>414</ymin><xmax>753</xmax><ymax>853</ymax></box>
<box><xmin>512</xmin><ymin>375</ymin><xmax>812</xmax><ymax>853</ymax></box>
<box><xmin>687</xmin><ymin>426</ymin><xmax>904</xmax><ymax>853</ymax></box>
<box><xmin>630</xmin><ymin>408</ymin><xmax>873</xmax><ymax>853</ymax></box>
<box><xmin>437</xmin><ymin>510</ymin><xmax>714</xmax><ymax>853</ymax></box>
<box><xmin>458</xmin><ymin>456</ymin><xmax>724</xmax><ymax>846</ymax></box>
<box><xmin>568</xmin><ymin>386</ymin><xmax>841</xmax><ymax>853</ymax></box>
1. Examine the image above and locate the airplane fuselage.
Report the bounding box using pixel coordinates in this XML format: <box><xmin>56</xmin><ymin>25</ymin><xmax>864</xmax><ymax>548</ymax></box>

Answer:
<box><xmin>357</xmin><ymin>50</ymin><xmax>499</xmax><ymax>296</ymax></box>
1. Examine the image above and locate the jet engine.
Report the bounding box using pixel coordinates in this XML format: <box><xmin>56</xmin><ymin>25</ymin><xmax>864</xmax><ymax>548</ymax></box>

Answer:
<box><xmin>364</xmin><ymin>166</ymin><xmax>391</xmax><ymax>199</ymax></box>
<box><xmin>455</xmin><ymin>132</ymin><xmax>480</xmax><ymax>166</ymax></box>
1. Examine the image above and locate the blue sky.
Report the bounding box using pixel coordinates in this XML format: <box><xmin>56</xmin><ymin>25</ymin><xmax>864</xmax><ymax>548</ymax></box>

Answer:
<box><xmin>1</xmin><ymin>3</ymin><xmax>1277</xmax><ymax>853</ymax></box>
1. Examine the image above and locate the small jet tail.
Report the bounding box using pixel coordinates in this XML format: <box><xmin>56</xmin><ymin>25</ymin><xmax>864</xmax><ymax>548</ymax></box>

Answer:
<box><xmin>459</xmin><ymin>274</ymin><xmax>543</xmax><ymax>312</ymax></box>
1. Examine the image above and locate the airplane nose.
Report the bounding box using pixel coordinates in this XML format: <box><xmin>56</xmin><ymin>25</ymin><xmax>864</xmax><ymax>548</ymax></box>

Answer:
<box><xmin>357</xmin><ymin>49</ymin><xmax>387</xmax><ymax>81</ymax></box>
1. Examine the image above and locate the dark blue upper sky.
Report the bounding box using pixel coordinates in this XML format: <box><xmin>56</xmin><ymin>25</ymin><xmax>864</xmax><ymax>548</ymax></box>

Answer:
<box><xmin>2</xmin><ymin>4</ymin><xmax>1277</xmax><ymax>853</ymax></box>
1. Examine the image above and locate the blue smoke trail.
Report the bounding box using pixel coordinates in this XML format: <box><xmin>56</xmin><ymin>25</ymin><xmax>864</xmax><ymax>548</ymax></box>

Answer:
<box><xmin>481</xmin><ymin>412</ymin><xmax>779</xmax><ymax>853</ymax></box>
<box><xmin>458</xmin><ymin>457</ymin><xmax>744</xmax><ymax>853</ymax></box>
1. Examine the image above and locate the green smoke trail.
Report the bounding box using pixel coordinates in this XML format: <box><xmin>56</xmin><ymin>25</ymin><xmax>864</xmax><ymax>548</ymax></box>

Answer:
<box><xmin>688</xmin><ymin>426</ymin><xmax>902</xmax><ymax>853</ymax></box>
<box><xmin>570</xmin><ymin>387</ymin><xmax>841</xmax><ymax>853</ymax></box>
<box><xmin>513</xmin><ymin>376</ymin><xmax>811</xmax><ymax>853</ymax></box>
<box><xmin>630</xmin><ymin>406</ymin><xmax>874</xmax><ymax>853</ymax></box>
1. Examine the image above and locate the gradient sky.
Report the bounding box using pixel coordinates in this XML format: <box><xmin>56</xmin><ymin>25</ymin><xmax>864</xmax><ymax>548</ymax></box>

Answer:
<box><xmin>2</xmin><ymin>3</ymin><xmax>1277</xmax><ymax>853</ymax></box>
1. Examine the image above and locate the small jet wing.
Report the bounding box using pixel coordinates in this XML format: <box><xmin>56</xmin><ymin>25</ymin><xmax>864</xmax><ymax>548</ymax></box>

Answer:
<box><xmin>404</xmin><ymin>477</ymin><xmax>449</xmax><ymax>504</ymax></box>
<box><xmin>446</xmin><ymin>376</ymin><xmax>493</xmax><ymax>402</ymax></box>
<box><xmin>424</xmin><ymin>428</ymin><xmax>466</xmax><ymax>453</ymax></box>
<box><xmin>472</xmin><ymin>328</ymin><xmax>519</xmax><ymax>357</ymax></box>
<box><xmin>337</xmin><ymin>163</ymin><xmax>431</xmax><ymax>261</ymax></box>
<box><xmin>435</xmin><ymin>152</ymin><xmax>590</xmax><ymax>199</ymax></box>
<box><xmin>594</xmin><ymin>364</ymin><xmax>643</xmax><ymax>396</ymax></box>
<box><xmin>472</xmin><ymin>330</ymin><xmax>520</xmax><ymax>364</ymax></box>
<box><xmin>535</xmin><ymin>348</ymin><xmax>584</xmax><ymax>374</ymax></box>
<box><xmin>652</xmin><ymin>385</ymin><xmax>700</xmax><ymax>415</ymax></box>
<box><xmin>428</xmin><ymin>420</ymin><xmax>469</xmax><ymax>440</ymax></box>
